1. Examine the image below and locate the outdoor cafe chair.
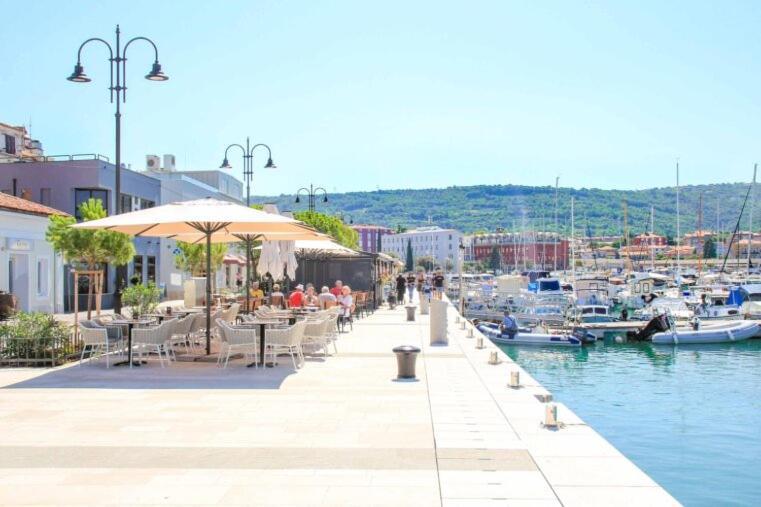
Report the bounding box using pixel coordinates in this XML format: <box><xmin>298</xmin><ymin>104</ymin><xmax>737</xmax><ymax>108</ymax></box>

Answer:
<box><xmin>186</xmin><ymin>313</ymin><xmax>206</xmax><ymax>353</ymax></box>
<box><xmin>79</xmin><ymin>321</ymin><xmax>121</xmax><ymax>368</ymax></box>
<box><xmin>216</xmin><ymin>319</ymin><xmax>259</xmax><ymax>368</ymax></box>
<box><xmin>302</xmin><ymin>317</ymin><xmax>332</xmax><ymax>357</ymax></box>
<box><xmin>265</xmin><ymin>320</ymin><xmax>306</xmax><ymax>369</ymax></box>
<box><xmin>167</xmin><ymin>314</ymin><xmax>196</xmax><ymax>355</ymax></box>
<box><xmin>131</xmin><ymin>320</ymin><xmax>174</xmax><ymax>367</ymax></box>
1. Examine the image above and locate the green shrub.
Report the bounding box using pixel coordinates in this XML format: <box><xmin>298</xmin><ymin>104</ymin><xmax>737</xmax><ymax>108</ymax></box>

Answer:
<box><xmin>121</xmin><ymin>283</ymin><xmax>161</xmax><ymax>318</ymax></box>
<box><xmin>0</xmin><ymin>312</ymin><xmax>72</xmax><ymax>365</ymax></box>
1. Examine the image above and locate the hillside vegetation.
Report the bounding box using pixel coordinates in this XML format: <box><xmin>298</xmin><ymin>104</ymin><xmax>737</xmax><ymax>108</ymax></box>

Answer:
<box><xmin>253</xmin><ymin>182</ymin><xmax>758</xmax><ymax>237</ymax></box>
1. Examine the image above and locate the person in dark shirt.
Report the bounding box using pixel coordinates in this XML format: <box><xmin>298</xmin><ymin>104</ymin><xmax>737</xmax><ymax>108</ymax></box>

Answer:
<box><xmin>395</xmin><ymin>274</ymin><xmax>406</xmax><ymax>305</ymax></box>
<box><xmin>432</xmin><ymin>270</ymin><xmax>445</xmax><ymax>300</ymax></box>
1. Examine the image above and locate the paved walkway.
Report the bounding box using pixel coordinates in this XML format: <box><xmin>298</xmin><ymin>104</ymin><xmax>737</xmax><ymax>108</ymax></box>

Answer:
<box><xmin>0</xmin><ymin>299</ymin><xmax>679</xmax><ymax>506</ymax></box>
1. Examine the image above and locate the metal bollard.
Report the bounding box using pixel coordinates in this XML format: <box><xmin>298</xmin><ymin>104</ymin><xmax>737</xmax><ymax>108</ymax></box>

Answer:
<box><xmin>455</xmin><ymin>315</ymin><xmax>460</xmax><ymax>323</ymax></box>
<box><xmin>405</xmin><ymin>305</ymin><xmax>417</xmax><ymax>322</ymax></box>
<box><xmin>392</xmin><ymin>345</ymin><xmax>421</xmax><ymax>379</ymax></box>
<box><xmin>543</xmin><ymin>403</ymin><xmax>559</xmax><ymax>428</ymax></box>
<box><xmin>467</xmin><ymin>327</ymin><xmax>474</xmax><ymax>338</ymax></box>
<box><xmin>508</xmin><ymin>371</ymin><xmax>520</xmax><ymax>389</ymax></box>
<box><xmin>488</xmin><ymin>350</ymin><xmax>500</xmax><ymax>365</ymax></box>
<box><xmin>476</xmin><ymin>336</ymin><xmax>484</xmax><ymax>349</ymax></box>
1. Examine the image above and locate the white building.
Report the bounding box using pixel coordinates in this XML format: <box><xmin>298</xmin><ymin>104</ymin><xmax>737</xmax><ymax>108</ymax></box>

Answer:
<box><xmin>0</xmin><ymin>193</ymin><xmax>66</xmax><ymax>313</ymax></box>
<box><xmin>142</xmin><ymin>155</ymin><xmax>245</xmax><ymax>299</ymax></box>
<box><xmin>0</xmin><ymin>122</ymin><xmax>44</xmax><ymax>163</ymax></box>
<box><xmin>381</xmin><ymin>226</ymin><xmax>463</xmax><ymax>268</ymax></box>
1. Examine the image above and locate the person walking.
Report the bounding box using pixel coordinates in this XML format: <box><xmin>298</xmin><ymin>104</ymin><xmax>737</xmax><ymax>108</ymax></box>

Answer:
<box><xmin>405</xmin><ymin>272</ymin><xmax>416</xmax><ymax>303</ymax></box>
<box><xmin>432</xmin><ymin>269</ymin><xmax>445</xmax><ymax>300</ymax></box>
<box><xmin>395</xmin><ymin>273</ymin><xmax>406</xmax><ymax>306</ymax></box>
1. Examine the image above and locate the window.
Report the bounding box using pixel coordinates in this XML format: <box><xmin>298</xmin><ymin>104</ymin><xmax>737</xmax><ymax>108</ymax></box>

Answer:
<box><xmin>3</xmin><ymin>134</ymin><xmax>16</xmax><ymax>154</ymax></box>
<box><xmin>120</xmin><ymin>193</ymin><xmax>132</xmax><ymax>213</ymax></box>
<box><xmin>140</xmin><ymin>198</ymin><xmax>155</xmax><ymax>210</ymax></box>
<box><xmin>74</xmin><ymin>189</ymin><xmax>108</xmax><ymax>220</ymax></box>
<box><xmin>147</xmin><ymin>256</ymin><xmax>156</xmax><ymax>283</ymax></box>
<box><xmin>36</xmin><ymin>258</ymin><xmax>49</xmax><ymax>296</ymax></box>
<box><xmin>133</xmin><ymin>255</ymin><xmax>144</xmax><ymax>283</ymax></box>
<box><xmin>40</xmin><ymin>188</ymin><xmax>51</xmax><ymax>206</ymax></box>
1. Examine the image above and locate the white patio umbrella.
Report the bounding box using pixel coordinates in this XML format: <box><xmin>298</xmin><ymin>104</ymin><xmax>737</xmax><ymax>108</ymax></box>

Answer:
<box><xmin>257</xmin><ymin>241</ymin><xmax>281</xmax><ymax>278</ymax></box>
<box><xmin>280</xmin><ymin>240</ymin><xmax>298</xmax><ymax>280</ymax></box>
<box><xmin>72</xmin><ymin>198</ymin><xmax>317</xmax><ymax>357</ymax></box>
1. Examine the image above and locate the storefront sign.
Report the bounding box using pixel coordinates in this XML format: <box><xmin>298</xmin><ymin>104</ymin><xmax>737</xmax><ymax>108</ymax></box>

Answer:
<box><xmin>7</xmin><ymin>239</ymin><xmax>31</xmax><ymax>251</ymax></box>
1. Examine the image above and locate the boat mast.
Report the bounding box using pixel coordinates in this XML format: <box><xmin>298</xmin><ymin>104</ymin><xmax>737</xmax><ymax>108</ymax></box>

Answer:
<box><xmin>698</xmin><ymin>191</ymin><xmax>703</xmax><ymax>274</ymax></box>
<box><xmin>554</xmin><ymin>176</ymin><xmax>559</xmax><ymax>273</ymax></box>
<box><xmin>571</xmin><ymin>196</ymin><xmax>576</xmax><ymax>286</ymax></box>
<box><xmin>676</xmin><ymin>160</ymin><xmax>681</xmax><ymax>279</ymax></box>
<box><xmin>747</xmin><ymin>164</ymin><xmax>757</xmax><ymax>273</ymax></box>
<box><xmin>650</xmin><ymin>205</ymin><xmax>655</xmax><ymax>271</ymax></box>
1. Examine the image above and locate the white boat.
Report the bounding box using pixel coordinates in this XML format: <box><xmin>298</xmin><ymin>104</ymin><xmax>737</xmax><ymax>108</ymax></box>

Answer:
<box><xmin>651</xmin><ymin>321</ymin><xmax>759</xmax><ymax>345</ymax></box>
<box><xmin>477</xmin><ymin>322</ymin><xmax>582</xmax><ymax>347</ymax></box>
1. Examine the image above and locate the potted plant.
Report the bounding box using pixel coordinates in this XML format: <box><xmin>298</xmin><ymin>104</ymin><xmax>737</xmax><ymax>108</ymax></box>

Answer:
<box><xmin>121</xmin><ymin>283</ymin><xmax>161</xmax><ymax>319</ymax></box>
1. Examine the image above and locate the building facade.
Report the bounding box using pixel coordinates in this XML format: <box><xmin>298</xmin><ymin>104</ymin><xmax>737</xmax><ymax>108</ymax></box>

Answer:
<box><xmin>470</xmin><ymin>232</ymin><xmax>569</xmax><ymax>270</ymax></box>
<box><xmin>0</xmin><ymin>123</ymin><xmax>44</xmax><ymax>164</ymax></box>
<box><xmin>632</xmin><ymin>233</ymin><xmax>667</xmax><ymax>247</ymax></box>
<box><xmin>0</xmin><ymin>156</ymin><xmax>161</xmax><ymax>310</ymax></box>
<box><xmin>0</xmin><ymin>193</ymin><xmax>67</xmax><ymax>313</ymax></box>
<box><xmin>351</xmin><ymin>224</ymin><xmax>393</xmax><ymax>253</ymax></box>
<box><xmin>381</xmin><ymin>226</ymin><xmax>463</xmax><ymax>268</ymax></box>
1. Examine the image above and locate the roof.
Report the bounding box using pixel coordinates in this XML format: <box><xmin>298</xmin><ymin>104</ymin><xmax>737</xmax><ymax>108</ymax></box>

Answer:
<box><xmin>0</xmin><ymin>193</ymin><xmax>70</xmax><ymax>217</ymax></box>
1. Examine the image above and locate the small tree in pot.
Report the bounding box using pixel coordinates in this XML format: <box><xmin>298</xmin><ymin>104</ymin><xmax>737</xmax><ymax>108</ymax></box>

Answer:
<box><xmin>121</xmin><ymin>283</ymin><xmax>161</xmax><ymax>319</ymax></box>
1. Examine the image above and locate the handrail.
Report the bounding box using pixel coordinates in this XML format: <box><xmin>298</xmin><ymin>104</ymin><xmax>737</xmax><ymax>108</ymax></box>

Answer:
<box><xmin>43</xmin><ymin>154</ymin><xmax>111</xmax><ymax>162</ymax></box>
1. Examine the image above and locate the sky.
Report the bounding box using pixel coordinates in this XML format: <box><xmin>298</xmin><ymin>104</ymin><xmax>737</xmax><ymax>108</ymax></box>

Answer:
<box><xmin>1</xmin><ymin>0</ymin><xmax>760</xmax><ymax>195</ymax></box>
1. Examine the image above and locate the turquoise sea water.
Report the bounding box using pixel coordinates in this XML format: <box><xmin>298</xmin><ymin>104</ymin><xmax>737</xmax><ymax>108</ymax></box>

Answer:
<box><xmin>499</xmin><ymin>337</ymin><xmax>761</xmax><ymax>507</ymax></box>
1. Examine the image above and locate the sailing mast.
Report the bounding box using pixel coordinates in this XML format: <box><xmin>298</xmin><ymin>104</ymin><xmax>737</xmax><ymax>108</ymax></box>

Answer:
<box><xmin>650</xmin><ymin>205</ymin><xmax>655</xmax><ymax>271</ymax></box>
<box><xmin>553</xmin><ymin>177</ymin><xmax>559</xmax><ymax>272</ymax></box>
<box><xmin>747</xmin><ymin>164</ymin><xmax>757</xmax><ymax>273</ymax></box>
<box><xmin>571</xmin><ymin>197</ymin><xmax>576</xmax><ymax>286</ymax></box>
<box><xmin>698</xmin><ymin>192</ymin><xmax>703</xmax><ymax>273</ymax></box>
<box><xmin>676</xmin><ymin>160</ymin><xmax>681</xmax><ymax>279</ymax></box>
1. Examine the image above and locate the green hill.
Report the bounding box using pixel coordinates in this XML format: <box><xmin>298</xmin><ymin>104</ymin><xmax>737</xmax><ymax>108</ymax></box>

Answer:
<box><xmin>253</xmin><ymin>182</ymin><xmax>757</xmax><ymax>237</ymax></box>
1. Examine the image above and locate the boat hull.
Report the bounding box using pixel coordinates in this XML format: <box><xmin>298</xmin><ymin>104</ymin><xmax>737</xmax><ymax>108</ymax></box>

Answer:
<box><xmin>477</xmin><ymin>323</ymin><xmax>581</xmax><ymax>347</ymax></box>
<box><xmin>652</xmin><ymin>322</ymin><xmax>759</xmax><ymax>344</ymax></box>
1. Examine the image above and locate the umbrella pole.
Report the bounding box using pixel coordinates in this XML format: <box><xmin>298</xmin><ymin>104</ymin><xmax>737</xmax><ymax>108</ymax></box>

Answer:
<box><xmin>206</xmin><ymin>232</ymin><xmax>212</xmax><ymax>355</ymax></box>
<box><xmin>245</xmin><ymin>236</ymin><xmax>251</xmax><ymax>314</ymax></box>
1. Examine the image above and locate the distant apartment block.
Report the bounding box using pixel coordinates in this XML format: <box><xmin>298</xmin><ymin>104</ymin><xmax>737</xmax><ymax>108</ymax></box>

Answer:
<box><xmin>381</xmin><ymin>226</ymin><xmax>463</xmax><ymax>268</ymax></box>
<box><xmin>470</xmin><ymin>232</ymin><xmax>569</xmax><ymax>270</ymax></box>
<box><xmin>351</xmin><ymin>224</ymin><xmax>393</xmax><ymax>253</ymax></box>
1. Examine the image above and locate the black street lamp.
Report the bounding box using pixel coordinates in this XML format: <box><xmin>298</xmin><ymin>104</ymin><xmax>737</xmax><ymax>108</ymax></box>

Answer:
<box><xmin>67</xmin><ymin>24</ymin><xmax>168</xmax><ymax>215</ymax></box>
<box><xmin>67</xmin><ymin>24</ymin><xmax>168</xmax><ymax>318</ymax></box>
<box><xmin>220</xmin><ymin>138</ymin><xmax>275</xmax><ymax>313</ymax></box>
<box><xmin>295</xmin><ymin>184</ymin><xmax>328</xmax><ymax>213</ymax></box>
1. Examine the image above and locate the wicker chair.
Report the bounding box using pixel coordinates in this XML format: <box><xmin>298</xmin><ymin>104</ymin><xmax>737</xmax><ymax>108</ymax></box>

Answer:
<box><xmin>216</xmin><ymin>319</ymin><xmax>258</xmax><ymax>368</ymax></box>
<box><xmin>266</xmin><ymin>320</ymin><xmax>306</xmax><ymax>369</ymax></box>
<box><xmin>131</xmin><ymin>320</ymin><xmax>173</xmax><ymax>367</ymax></box>
<box><xmin>79</xmin><ymin>321</ymin><xmax>120</xmax><ymax>368</ymax></box>
<box><xmin>302</xmin><ymin>318</ymin><xmax>332</xmax><ymax>357</ymax></box>
<box><xmin>167</xmin><ymin>314</ymin><xmax>196</xmax><ymax>355</ymax></box>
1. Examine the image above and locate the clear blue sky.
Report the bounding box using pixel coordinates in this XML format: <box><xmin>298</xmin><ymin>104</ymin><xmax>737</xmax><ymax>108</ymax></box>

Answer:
<box><xmin>1</xmin><ymin>0</ymin><xmax>759</xmax><ymax>195</ymax></box>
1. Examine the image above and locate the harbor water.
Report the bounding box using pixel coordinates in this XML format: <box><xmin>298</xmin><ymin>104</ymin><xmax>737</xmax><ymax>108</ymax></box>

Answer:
<box><xmin>500</xmin><ymin>337</ymin><xmax>761</xmax><ymax>506</ymax></box>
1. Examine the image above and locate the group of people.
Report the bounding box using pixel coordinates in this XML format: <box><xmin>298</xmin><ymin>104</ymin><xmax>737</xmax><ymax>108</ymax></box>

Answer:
<box><xmin>250</xmin><ymin>279</ymin><xmax>354</xmax><ymax>318</ymax></box>
<box><xmin>394</xmin><ymin>269</ymin><xmax>446</xmax><ymax>304</ymax></box>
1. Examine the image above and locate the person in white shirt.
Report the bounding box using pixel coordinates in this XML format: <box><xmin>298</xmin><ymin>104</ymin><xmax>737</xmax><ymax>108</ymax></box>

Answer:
<box><xmin>337</xmin><ymin>285</ymin><xmax>354</xmax><ymax>324</ymax></box>
<box><xmin>318</xmin><ymin>286</ymin><xmax>337</xmax><ymax>308</ymax></box>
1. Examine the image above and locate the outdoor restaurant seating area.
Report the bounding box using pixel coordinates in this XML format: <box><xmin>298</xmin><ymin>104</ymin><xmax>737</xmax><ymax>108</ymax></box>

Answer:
<box><xmin>76</xmin><ymin>297</ymin><xmax>369</xmax><ymax>371</ymax></box>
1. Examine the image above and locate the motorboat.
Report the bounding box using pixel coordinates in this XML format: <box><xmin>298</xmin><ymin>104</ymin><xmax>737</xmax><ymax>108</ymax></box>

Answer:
<box><xmin>574</xmin><ymin>304</ymin><xmax>616</xmax><ymax>323</ymax></box>
<box><xmin>651</xmin><ymin>320</ymin><xmax>759</xmax><ymax>345</ymax></box>
<box><xmin>476</xmin><ymin>322</ymin><xmax>582</xmax><ymax>347</ymax></box>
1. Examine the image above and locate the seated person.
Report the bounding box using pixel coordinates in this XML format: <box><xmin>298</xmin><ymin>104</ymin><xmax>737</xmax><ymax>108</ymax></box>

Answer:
<box><xmin>288</xmin><ymin>284</ymin><xmax>305</xmax><ymax>308</ymax></box>
<box><xmin>270</xmin><ymin>284</ymin><xmax>285</xmax><ymax>308</ymax></box>
<box><xmin>500</xmin><ymin>310</ymin><xmax>518</xmax><ymax>337</ymax></box>
<box><xmin>303</xmin><ymin>285</ymin><xmax>319</xmax><ymax>307</ymax></box>
<box><xmin>318</xmin><ymin>286</ymin><xmax>337</xmax><ymax>308</ymax></box>
<box><xmin>249</xmin><ymin>281</ymin><xmax>264</xmax><ymax>299</ymax></box>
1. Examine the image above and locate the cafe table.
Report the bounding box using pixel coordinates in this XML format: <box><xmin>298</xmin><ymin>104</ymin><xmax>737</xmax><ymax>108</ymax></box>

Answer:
<box><xmin>235</xmin><ymin>318</ymin><xmax>284</xmax><ymax>367</ymax></box>
<box><xmin>109</xmin><ymin>317</ymin><xmax>157</xmax><ymax>367</ymax></box>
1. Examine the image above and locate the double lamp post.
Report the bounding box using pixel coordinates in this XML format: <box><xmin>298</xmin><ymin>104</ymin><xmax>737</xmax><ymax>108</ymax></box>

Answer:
<box><xmin>220</xmin><ymin>139</ymin><xmax>276</xmax><ymax>313</ymax></box>
<box><xmin>67</xmin><ymin>25</ymin><xmax>168</xmax><ymax>312</ymax></box>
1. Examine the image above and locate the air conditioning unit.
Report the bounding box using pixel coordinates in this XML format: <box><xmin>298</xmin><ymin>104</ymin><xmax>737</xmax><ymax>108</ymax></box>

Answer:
<box><xmin>146</xmin><ymin>154</ymin><xmax>161</xmax><ymax>171</ymax></box>
<box><xmin>163</xmin><ymin>154</ymin><xmax>176</xmax><ymax>172</ymax></box>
